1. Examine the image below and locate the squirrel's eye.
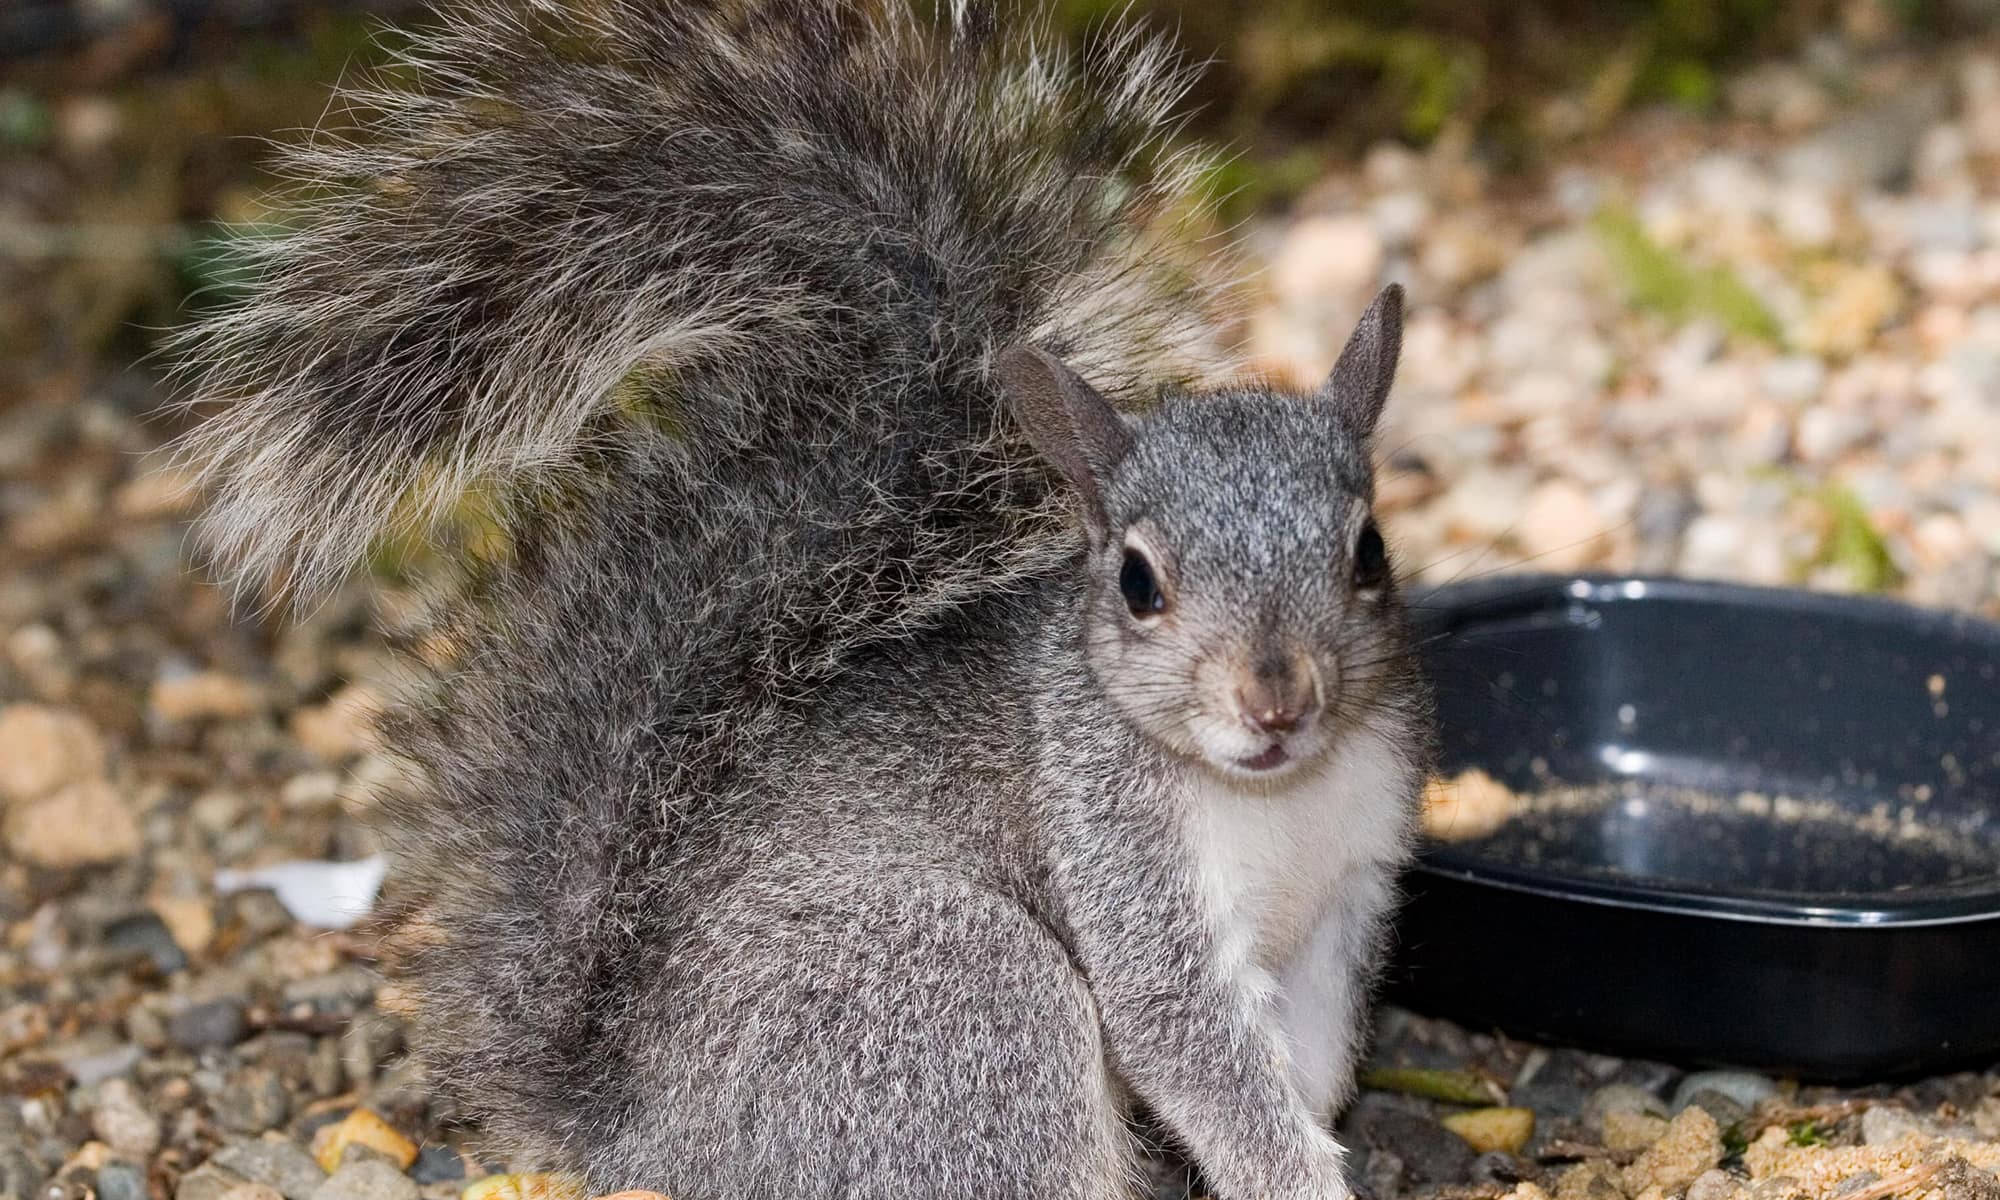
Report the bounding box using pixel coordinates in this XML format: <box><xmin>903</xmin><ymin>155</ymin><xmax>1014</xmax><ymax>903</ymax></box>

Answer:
<box><xmin>1352</xmin><ymin>521</ymin><xmax>1389</xmax><ymax>592</ymax></box>
<box><xmin>1119</xmin><ymin>549</ymin><xmax>1167</xmax><ymax>618</ymax></box>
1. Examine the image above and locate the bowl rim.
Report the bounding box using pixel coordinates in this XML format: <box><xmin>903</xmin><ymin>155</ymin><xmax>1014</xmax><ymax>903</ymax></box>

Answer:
<box><xmin>1411</xmin><ymin>573</ymin><xmax>2000</xmax><ymax>929</ymax></box>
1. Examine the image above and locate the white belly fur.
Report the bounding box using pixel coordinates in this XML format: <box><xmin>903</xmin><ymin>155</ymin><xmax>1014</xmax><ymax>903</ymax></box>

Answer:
<box><xmin>1184</xmin><ymin>726</ymin><xmax>1414</xmax><ymax>1116</ymax></box>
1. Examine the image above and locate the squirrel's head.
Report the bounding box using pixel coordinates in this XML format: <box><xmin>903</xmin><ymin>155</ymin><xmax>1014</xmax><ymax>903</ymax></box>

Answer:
<box><xmin>999</xmin><ymin>285</ymin><xmax>1409</xmax><ymax>784</ymax></box>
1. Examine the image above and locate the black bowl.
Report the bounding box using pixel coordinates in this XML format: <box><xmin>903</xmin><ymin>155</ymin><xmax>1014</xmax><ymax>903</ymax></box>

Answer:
<box><xmin>1388</xmin><ymin>574</ymin><xmax>2000</xmax><ymax>1080</ymax></box>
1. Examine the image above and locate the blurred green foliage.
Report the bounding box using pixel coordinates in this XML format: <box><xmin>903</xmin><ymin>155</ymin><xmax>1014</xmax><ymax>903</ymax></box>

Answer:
<box><xmin>1594</xmin><ymin>207</ymin><xmax>1781</xmax><ymax>343</ymax></box>
<box><xmin>1811</xmin><ymin>483</ymin><xmax>1903</xmax><ymax>592</ymax></box>
<box><xmin>1045</xmin><ymin>0</ymin><xmax>1918</xmax><ymax>214</ymax></box>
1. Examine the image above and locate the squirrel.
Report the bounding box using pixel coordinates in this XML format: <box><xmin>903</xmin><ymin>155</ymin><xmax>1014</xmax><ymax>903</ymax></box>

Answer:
<box><xmin>176</xmin><ymin>1</ymin><xmax>1434</xmax><ymax>1197</ymax></box>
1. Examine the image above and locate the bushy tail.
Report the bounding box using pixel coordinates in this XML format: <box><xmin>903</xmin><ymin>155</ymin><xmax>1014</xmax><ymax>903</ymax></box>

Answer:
<box><xmin>173</xmin><ymin>0</ymin><xmax>1231</xmax><ymax>603</ymax></box>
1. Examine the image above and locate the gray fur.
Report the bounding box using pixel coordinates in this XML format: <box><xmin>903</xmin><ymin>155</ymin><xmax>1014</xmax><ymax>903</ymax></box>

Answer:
<box><xmin>180</xmin><ymin>2</ymin><xmax>1432</xmax><ymax>1196</ymax></box>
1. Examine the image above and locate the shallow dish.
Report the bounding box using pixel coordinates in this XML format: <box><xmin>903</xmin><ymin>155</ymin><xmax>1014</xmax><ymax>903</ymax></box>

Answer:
<box><xmin>1387</xmin><ymin>574</ymin><xmax>2000</xmax><ymax>1079</ymax></box>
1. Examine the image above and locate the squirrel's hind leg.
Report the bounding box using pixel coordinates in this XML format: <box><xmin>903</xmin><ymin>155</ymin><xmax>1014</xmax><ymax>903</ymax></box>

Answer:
<box><xmin>587</xmin><ymin>870</ymin><xmax>1142</xmax><ymax>1200</ymax></box>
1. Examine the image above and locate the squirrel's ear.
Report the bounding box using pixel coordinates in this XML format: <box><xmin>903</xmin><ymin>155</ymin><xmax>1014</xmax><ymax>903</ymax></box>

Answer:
<box><xmin>1319</xmin><ymin>283</ymin><xmax>1403</xmax><ymax>436</ymax></box>
<box><xmin>995</xmin><ymin>346</ymin><xmax>1131</xmax><ymax>541</ymax></box>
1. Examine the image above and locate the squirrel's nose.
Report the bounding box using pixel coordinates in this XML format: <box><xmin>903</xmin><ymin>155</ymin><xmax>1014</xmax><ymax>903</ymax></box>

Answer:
<box><xmin>1235</xmin><ymin>657</ymin><xmax>1319</xmax><ymax>736</ymax></box>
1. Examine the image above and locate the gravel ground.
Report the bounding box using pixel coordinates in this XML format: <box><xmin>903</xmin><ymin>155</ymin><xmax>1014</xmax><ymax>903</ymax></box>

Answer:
<box><xmin>3</xmin><ymin>24</ymin><xmax>2000</xmax><ymax>1200</ymax></box>
<box><xmin>1249</xmin><ymin>41</ymin><xmax>2000</xmax><ymax>617</ymax></box>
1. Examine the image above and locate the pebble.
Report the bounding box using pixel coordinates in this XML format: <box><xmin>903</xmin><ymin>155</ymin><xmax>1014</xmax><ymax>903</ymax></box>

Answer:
<box><xmin>97</xmin><ymin>1161</ymin><xmax>151</xmax><ymax>1200</ymax></box>
<box><xmin>1517</xmin><ymin>479</ymin><xmax>1606</xmax><ymax>571</ymax></box>
<box><xmin>1778</xmin><ymin>80</ymin><xmax>1950</xmax><ymax>190</ymax></box>
<box><xmin>1861</xmin><ymin>1105</ymin><xmax>1930</xmax><ymax>1145</ymax></box>
<box><xmin>1623</xmin><ymin>1107</ymin><xmax>1724</xmax><ymax>1195</ymax></box>
<box><xmin>0</xmin><ymin>1143</ymin><xmax>44</xmax><ymax>1198</ymax></box>
<box><xmin>405</xmin><ymin>1147</ymin><xmax>465</xmax><ymax>1187</ymax></box>
<box><xmin>0</xmin><ymin>704</ymin><xmax>107</xmax><ymax>802</ymax></box>
<box><xmin>1443</xmin><ymin>1107</ymin><xmax>1537</xmax><ymax>1154</ymax></box>
<box><xmin>150</xmin><ymin>670</ymin><xmax>266</xmax><ymax>722</ymax></box>
<box><xmin>1672</xmin><ymin>1071</ymin><xmax>1778</xmax><ymax>1113</ymax></box>
<box><xmin>1358</xmin><ymin>1106</ymin><xmax>1477</xmax><ymax>1188</ymax></box>
<box><xmin>290</xmin><ymin>686</ymin><xmax>379</xmax><ymax>762</ymax></box>
<box><xmin>1688</xmin><ymin>1168</ymin><xmax>1743</xmax><ymax>1200</ymax></box>
<box><xmin>212</xmin><ymin>1067</ymin><xmax>292</xmax><ymax>1134</ymax></box>
<box><xmin>311</xmin><ymin>1110</ymin><xmax>418</xmax><ymax>1174</ymax></box>
<box><xmin>180</xmin><ymin>1164</ymin><xmax>255</xmax><ymax>1200</ymax></box>
<box><xmin>5</xmin><ymin>780</ymin><xmax>142</xmax><ymax>868</ymax></box>
<box><xmin>1585</xmin><ymin>1083</ymin><xmax>1670</xmax><ymax>1134</ymax></box>
<box><xmin>280</xmin><ymin>772</ymin><xmax>345</xmax><ymax>813</ymax></box>
<box><xmin>458</xmin><ymin>1175</ymin><xmax>585</xmax><ymax>1200</ymax></box>
<box><xmin>149</xmin><ymin>896</ymin><xmax>217</xmax><ymax>958</ymax></box>
<box><xmin>1680</xmin><ymin>1089</ymin><xmax>1751</xmax><ymax>1129</ymax></box>
<box><xmin>1273</xmin><ymin>215</ymin><xmax>1385</xmax><ymax>307</ymax></box>
<box><xmin>1605</xmin><ymin>1110</ymin><xmax>1675</xmax><ymax>1153</ymax></box>
<box><xmin>211</xmin><ymin>1138</ymin><xmax>329</xmax><ymax>1200</ymax></box>
<box><xmin>309</xmin><ymin>1161</ymin><xmax>420</xmax><ymax>1200</ymax></box>
<box><xmin>169</xmin><ymin>998</ymin><xmax>250</xmax><ymax>1051</ymax></box>
<box><xmin>103</xmin><ymin>911</ymin><xmax>190</xmax><ymax>975</ymax></box>
<box><xmin>90</xmin><ymin>1080</ymin><xmax>161</xmax><ymax>1158</ymax></box>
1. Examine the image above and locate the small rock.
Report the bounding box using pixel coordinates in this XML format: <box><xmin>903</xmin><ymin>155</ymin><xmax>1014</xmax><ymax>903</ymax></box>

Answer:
<box><xmin>280</xmin><ymin>772</ymin><xmax>344</xmax><ymax>813</ymax></box>
<box><xmin>1555</xmin><ymin>1160</ymin><xmax>1624</xmax><ymax>1200</ymax></box>
<box><xmin>149</xmin><ymin>897</ymin><xmax>217</xmax><ymax>959</ymax></box>
<box><xmin>1361</xmin><ymin>1146</ymin><xmax>1406</xmax><ymax>1200</ymax></box>
<box><xmin>1933</xmin><ymin>1156</ymin><xmax>2000</xmax><ymax>1200</ymax></box>
<box><xmin>1605</xmin><ymin>1110</ymin><xmax>1674</xmax><ymax>1153</ymax></box>
<box><xmin>5</xmin><ymin>625</ymin><xmax>72</xmax><ymax>701</ymax></box>
<box><xmin>224</xmin><ymin>890</ymin><xmax>297</xmax><ymax>942</ymax></box>
<box><xmin>1778</xmin><ymin>81</ymin><xmax>1950</xmax><ymax>191</ymax></box>
<box><xmin>169</xmin><ymin>998</ymin><xmax>250</xmax><ymax>1052</ymax></box>
<box><xmin>0</xmin><ymin>1143</ymin><xmax>46</xmax><ymax>1197</ymax></box>
<box><xmin>1517</xmin><ymin>479</ymin><xmax>1606</xmax><ymax>571</ymax></box>
<box><xmin>62</xmin><ymin>1041</ymin><xmax>144</xmax><ymax>1086</ymax></box>
<box><xmin>1860</xmin><ymin>1104</ymin><xmax>1928</xmax><ymax>1146</ymax></box>
<box><xmin>1472</xmin><ymin>1151</ymin><xmax>1526</xmax><ymax>1187</ymax></box>
<box><xmin>290</xmin><ymin>686</ymin><xmax>379</xmax><ymax>762</ymax></box>
<box><xmin>406</xmin><ymin>1147</ymin><xmax>465</xmax><ymax>1187</ymax></box>
<box><xmin>212</xmin><ymin>1067</ymin><xmax>292</xmax><ymax>1135</ymax></box>
<box><xmin>1359</xmin><ymin>1107</ymin><xmax>1476</xmax><ymax>1188</ymax></box>
<box><xmin>97</xmin><ymin>1161</ymin><xmax>150</xmax><ymax>1200</ymax></box>
<box><xmin>311</xmin><ymin>1110</ymin><xmax>417</xmax><ymax>1174</ymax></box>
<box><xmin>310</xmin><ymin>1160</ymin><xmax>419</xmax><ymax>1200</ymax></box>
<box><xmin>221</xmin><ymin>1184</ymin><xmax>286</xmax><ymax>1200</ymax></box>
<box><xmin>0</xmin><ymin>704</ymin><xmax>107</xmax><ymax>802</ymax></box>
<box><xmin>1584</xmin><ymin>1083</ymin><xmax>1669</xmax><ymax>1134</ymax></box>
<box><xmin>1799</xmin><ymin>266</ymin><xmax>1902</xmax><ymax>358</ymax></box>
<box><xmin>212</xmin><ymin>1139</ymin><xmax>328</xmax><ymax>1200</ymax></box>
<box><xmin>1671</xmin><ymin>1071</ymin><xmax>1779</xmax><ymax>1114</ymax></box>
<box><xmin>150</xmin><ymin>671</ymin><xmax>266</xmax><ymax>722</ymax></box>
<box><xmin>103</xmin><ymin>912</ymin><xmax>189</xmax><ymax>975</ymax></box>
<box><xmin>1443</xmin><ymin>1107</ymin><xmax>1536</xmax><ymax>1154</ymax></box>
<box><xmin>179</xmin><ymin>1163</ymin><xmax>255</xmax><ymax>1200</ymax></box>
<box><xmin>1623</xmin><ymin>1107</ymin><xmax>1723</xmax><ymax>1196</ymax></box>
<box><xmin>1680</xmin><ymin>1089</ymin><xmax>1749</xmax><ymax>1130</ymax></box>
<box><xmin>1273</xmin><ymin>215</ymin><xmax>1385</xmax><ymax>308</ymax></box>
<box><xmin>1688</xmin><ymin>1168</ymin><xmax>1744</xmax><ymax>1200</ymax></box>
<box><xmin>5</xmin><ymin>780</ymin><xmax>141</xmax><ymax>868</ymax></box>
<box><xmin>90</xmin><ymin>1080</ymin><xmax>160</xmax><ymax>1159</ymax></box>
<box><xmin>457</xmin><ymin>1175</ymin><xmax>585</xmax><ymax>1200</ymax></box>
<box><xmin>1795</xmin><ymin>406</ymin><xmax>1872</xmax><ymax>463</ymax></box>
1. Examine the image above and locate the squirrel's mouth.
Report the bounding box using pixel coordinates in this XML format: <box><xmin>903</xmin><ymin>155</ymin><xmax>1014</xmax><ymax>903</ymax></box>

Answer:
<box><xmin>1236</xmin><ymin>742</ymin><xmax>1291</xmax><ymax>773</ymax></box>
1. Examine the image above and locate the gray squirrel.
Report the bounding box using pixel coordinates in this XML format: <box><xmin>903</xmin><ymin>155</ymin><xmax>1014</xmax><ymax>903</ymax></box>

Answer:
<box><xmin>176</xmin><ymin>0</ymin><xmax>1433</xmax><ymax>1196</ymax></box>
